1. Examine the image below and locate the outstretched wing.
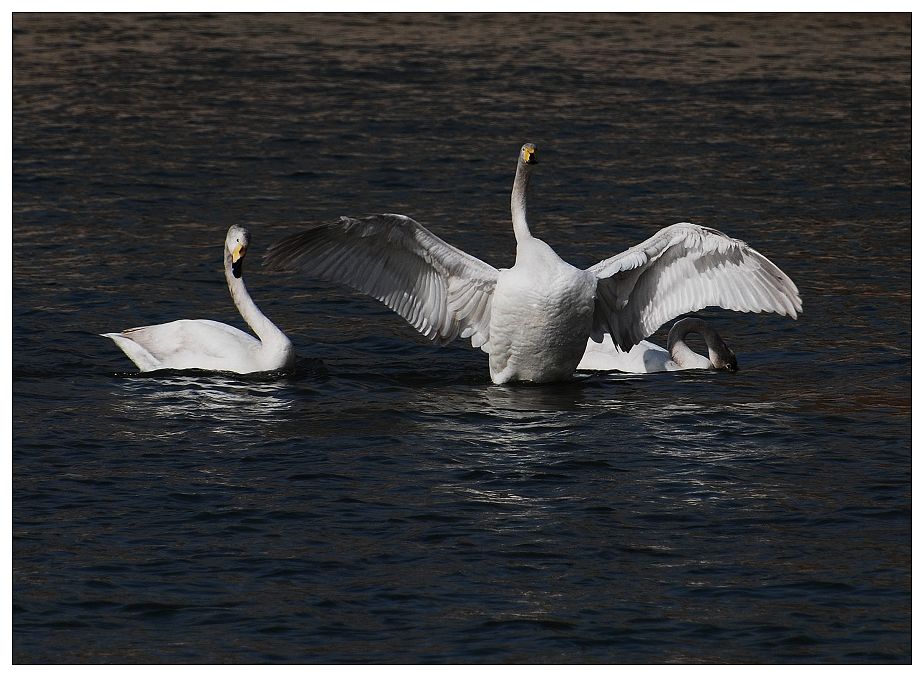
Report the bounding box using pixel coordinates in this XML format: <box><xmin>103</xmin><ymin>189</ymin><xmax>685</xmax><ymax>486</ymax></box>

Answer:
<box><xmin>264</xmin><ymin>214</ymin><xmax>499</xmax><ymax>350</ymax></box>
<box><xmin>587</xmin><ymin>222</ymin><xmax>801</xmax><ymax>350</ymax></box>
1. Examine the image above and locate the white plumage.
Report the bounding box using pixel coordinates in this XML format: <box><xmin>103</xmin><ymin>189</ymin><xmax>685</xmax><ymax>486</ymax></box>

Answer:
<box><xmin>103</xmin><ymin>225</ymin><xmax>295</xmax><ymax>374</ymax></box>
<box><xmin>578</xmin><ymin>317</ymin><xmax>738</xmax><ymax>373</ymax></box>
<box><xmin>266</xmin><ymin>143</ymin><xmax>800</xmax><ymax>384</ymax></box>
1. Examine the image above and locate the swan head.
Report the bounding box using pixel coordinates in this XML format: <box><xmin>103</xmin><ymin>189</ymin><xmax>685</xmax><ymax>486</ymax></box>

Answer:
<box><xmin>226</xmin><ymin>225</ymin><xmax>251</xmax><ymax>279</ymax></box>
<box><xmin>519</xmin><ymin>143</ymin><xmax>538</xmax><ymax>166</ymax></box>
<box><xmin>708</xmin><ymin>341</ymin><xmax>738</xmax><ymax>372</ymax></box>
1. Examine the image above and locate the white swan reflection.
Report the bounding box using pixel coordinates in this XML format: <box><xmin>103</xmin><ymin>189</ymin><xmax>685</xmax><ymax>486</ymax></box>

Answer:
<box><xmin>111</xmin><ymin>374</ymin><xmax>295</xmax><ymax>434</ymax></box>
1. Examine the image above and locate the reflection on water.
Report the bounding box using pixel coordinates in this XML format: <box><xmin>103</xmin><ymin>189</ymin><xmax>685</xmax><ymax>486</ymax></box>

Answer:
<box><xmin>110</xmin><ymin>373</ymin><xmax>296</xmax><ymax>435</ymax></box>
<box><xmin>13</xmin><ymin>12</ymin><xmax>909</xmax><ymax>664</ymax></box>
<box><xmin>479</xmin><ymin>376</ymin><xmax>595</xmax><ymax>412</ymax></box>
<box><xmin>406</xmin><ymin>372</ymin><xmax>811</xmax><ymax>534</ymax></box>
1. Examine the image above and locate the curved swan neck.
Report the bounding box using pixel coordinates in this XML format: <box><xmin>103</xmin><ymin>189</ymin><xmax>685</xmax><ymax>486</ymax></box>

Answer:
<box><xmin>668</xmin><ymin>318</ymin><xmax>737</xmax><ymax>370</ymax></box>
<box><xmin>224</xmin><ymin>250</ymin><xmax>291</xmax><ymax>350</ymax></box>
<box><xmin>511</xmin><ymin>157</ymin><xmax>533</xmax><ymax>242</ymax></box>
<box><xmin>668</xmin><ymin>318</ymin><xmax>718</xmax><ymax>369</ymax></box>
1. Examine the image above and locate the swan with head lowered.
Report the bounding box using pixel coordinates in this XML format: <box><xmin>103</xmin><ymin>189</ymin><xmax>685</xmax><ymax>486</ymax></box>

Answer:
<box><xmin>265</xmin><ymin>143</ymin><xmax>800</xmax><ymax>384</ymax></box>
<box><xmin>103</xmin><ymin>225</ymin><xmax>295</xmax><ymax>374</ymax></box>
<box><xmin>577</xmin><ymin>317</ymin><xmax>738</xmax><ymax>373</ymax></box>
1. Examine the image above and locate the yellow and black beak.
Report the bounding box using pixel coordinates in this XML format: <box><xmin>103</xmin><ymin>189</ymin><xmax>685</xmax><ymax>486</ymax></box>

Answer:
<box><xmin>522</xmin><ymin>145</ymin><xmax>538</xmax><ymax>165</ymax></box>
<box><xmin>231</xmin><ymin>243</ymin><xmax>246</xmax><ymax>278</ymax></box>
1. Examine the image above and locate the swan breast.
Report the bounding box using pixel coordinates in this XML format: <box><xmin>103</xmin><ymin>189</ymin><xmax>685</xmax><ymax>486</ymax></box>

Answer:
<box><xmin>488</xmin><ymin>256</ymin><xmax>597</xmax><ymax>383</ymax></box>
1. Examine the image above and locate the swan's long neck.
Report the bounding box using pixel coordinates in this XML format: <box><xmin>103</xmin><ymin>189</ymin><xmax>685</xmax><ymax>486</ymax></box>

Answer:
<box><xmin>667</xmin><ymin>318</ymin><xmax>717</xmax><ymax>370</ymax></box>
<box><xmin>511</xmin><ymin>158</ymin><xmax>533</xmax><ymax>243</ymax></box>
<box><xmin>224</xmin><ymin>250</ymin><xmax>292</xmax><ymax>353</ymax></box>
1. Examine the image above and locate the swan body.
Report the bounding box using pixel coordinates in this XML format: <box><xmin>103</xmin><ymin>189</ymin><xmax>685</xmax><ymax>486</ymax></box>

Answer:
<box><xmin>265</xmin><ymin>143</ymin><xmax>800</xmax><ymax>384</ymax></box>
<box><xmin>489</xmin><ymin>238</ymin><xmax>597</xmax><ymax>383</ymax></box>
<box><xmin>578</xmin><ymin>317</ymin><xmax>738</xmax><ymax>373</ymax></box>
<box><xmin>103</xmin><ymin>225</ymin><xmax>295</xmax><ymax>374</ymax></box>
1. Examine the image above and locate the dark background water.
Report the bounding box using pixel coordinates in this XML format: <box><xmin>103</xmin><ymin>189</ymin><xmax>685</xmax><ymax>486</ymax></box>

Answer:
<box><xmin>12</xmin><ymin>13</ymin><xmax>910</xmax><ymax>664</ymax></box>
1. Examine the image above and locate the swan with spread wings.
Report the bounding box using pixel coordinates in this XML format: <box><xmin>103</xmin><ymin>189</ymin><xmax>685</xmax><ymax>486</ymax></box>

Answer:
<box><xmin>265</xmin><ymin>143</ymin><xmax>800</xmax><ymax>384</ymax></box>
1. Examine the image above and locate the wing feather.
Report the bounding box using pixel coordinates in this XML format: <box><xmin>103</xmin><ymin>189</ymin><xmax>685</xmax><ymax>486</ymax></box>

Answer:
<box><xmin>264</xmin><ymin>214</ymin><xmax>499</xmax><ymax>349</ymax></box>
<box><xmin>588</xmin><ymin>222</ymin><xmax>801</xmax><ymax>350</ymax></box>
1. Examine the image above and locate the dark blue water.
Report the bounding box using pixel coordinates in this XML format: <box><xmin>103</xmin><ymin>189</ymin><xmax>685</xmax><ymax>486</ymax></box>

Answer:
<box><xmin>13</xmin><ymin>13</ymin><xmax>910</xmax><ymax>663</ymax></box>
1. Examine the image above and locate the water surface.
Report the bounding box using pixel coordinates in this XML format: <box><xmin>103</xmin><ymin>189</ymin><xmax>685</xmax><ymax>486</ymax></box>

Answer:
<box><xmin>13</xmin><ymin>13</ymin><xmax>910</xmax><ymax>663</ymax></box>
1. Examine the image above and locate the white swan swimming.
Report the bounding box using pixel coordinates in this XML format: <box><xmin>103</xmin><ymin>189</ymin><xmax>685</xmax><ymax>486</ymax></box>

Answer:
<box><xmin>102</xmin><ymin>225</ymin><xmax>295</xmax><ymax>374</ymax></box>
<box><xmin>265</xmin><ymin>143</ymin><xmax>801</xmax><ymax>384</ymax></box>
<box><xmin>577</xmin><ymin>317</ymin><xmax>738</xmax><ymax>373</ymax></box>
